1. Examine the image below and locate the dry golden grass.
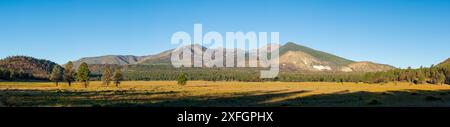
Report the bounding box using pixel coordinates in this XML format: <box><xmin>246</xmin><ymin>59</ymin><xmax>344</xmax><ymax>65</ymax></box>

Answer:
<box><xmin>1</xmin><ymin>81</ymin><xmax>450</xmax><ymax>107</ymax></box>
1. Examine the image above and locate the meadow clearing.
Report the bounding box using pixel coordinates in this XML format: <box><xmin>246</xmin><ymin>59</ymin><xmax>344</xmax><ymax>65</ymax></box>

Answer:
<box><xmin>1</xmin><ymin>81</ymin><xmax>450</xmax><ymax>107</ymax></box>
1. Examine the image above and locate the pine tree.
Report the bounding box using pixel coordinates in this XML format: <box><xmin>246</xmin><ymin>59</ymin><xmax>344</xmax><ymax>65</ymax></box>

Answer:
<box><xmin>446</xmin><ymin>67</ymin><xmax>450</xmax><ymax>84</ymax></box>
<box><xmin>112</xmin><ymin>67</ymin><xmax>123</xmax><ymax>87</ymax></box>
<box><xmin>177</xmin><ymin>73</ymin><xmax>188</xmax><ymax>86</ymax></box>
<box><xmin>430</xmin><ymin>67</ymin><xmax>441</xmax><ymax>84</ymax></box>
<box><xmin>406</xmin><ymin>67</ymin><xmax>415</xmax><ymax>84</ymax></box>
<box><xmin>64</xmin><ymin>61</ymin><xmax>75</xmax><ymax>87</ymax></box>
<box><xmin>76</xmin><ymin>62</ymin><xmax>90</xmax><ymax>88</ymax></box>
<box><xmin>102</xmin><ymin>66</ymin><xmax>112</xmax><ymax>86</ymax></box>
<box><xmin>9</xmin><ymin>71</ymin><xmax>17</xmax><ymax>80</ymax></box>
<box><xmin>415</xmin><ymin>71</ymin><xmax>425</xmax><ymax>84</ymax></box>
<box><xmin>437</xmin><ymin>72</ymin><xmax>445</xmax><ymax>85</ymax></box>
<box><xmin>49</xmin><ymin>65</ymin><xmax>63</xmax><ymax>86</ymax></box>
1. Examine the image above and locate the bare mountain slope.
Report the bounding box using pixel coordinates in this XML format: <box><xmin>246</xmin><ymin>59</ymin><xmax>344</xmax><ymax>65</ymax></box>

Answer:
<box><xmin>72</xmin><ymin>55</ymin><xmax>143</xmax><ymax>67</ymax></box>
<box><xmin>278</xmin><ymin>43</ymin><xmax>394</xmax><ymax>72</ymax></box>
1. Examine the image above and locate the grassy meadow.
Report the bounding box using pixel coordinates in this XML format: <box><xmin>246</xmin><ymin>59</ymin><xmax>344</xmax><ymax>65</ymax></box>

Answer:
<box><xmin>1</xmin><ymin>81</ymin><xmax>450</xmax><ymax>107</ymax></box>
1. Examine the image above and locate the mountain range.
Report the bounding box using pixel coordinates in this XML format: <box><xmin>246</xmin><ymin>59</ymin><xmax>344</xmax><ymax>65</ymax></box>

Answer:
<box><xmin>72</xmin><ymin>42</ymin><xmax>395</xmax><ymax>72</ymax></box>
<box><xmin>2</xmin><ymin>42</ymin><xmax>450</xmax><ymax>81</ymax></box>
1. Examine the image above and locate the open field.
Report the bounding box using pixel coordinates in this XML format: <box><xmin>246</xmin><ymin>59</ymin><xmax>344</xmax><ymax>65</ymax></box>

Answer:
<box><xmin>1</xmin><ymin>81</ymin><xmax>450</xmax><ymax>107</ymax></box>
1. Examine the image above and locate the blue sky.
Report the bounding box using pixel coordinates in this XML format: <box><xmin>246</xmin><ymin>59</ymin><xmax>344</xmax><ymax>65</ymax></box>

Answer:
<box><xmin>0</xmin><ymin>0</ymin><xmax>449</xmax><ymax>68</ymax></box>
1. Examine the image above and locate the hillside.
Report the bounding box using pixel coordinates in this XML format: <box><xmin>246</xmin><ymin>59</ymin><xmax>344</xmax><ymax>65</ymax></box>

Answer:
<box><xmin>0</xmin><ymin>56</ymin><xmax>60</xmax><ymax>79</ymax></box>
<box><xmin>278</xmin><ymin>42</ymin><xmax>394</xmax><ymax>72</ymax></box>
<box><xmin>347</xmin><ymin>61</ymin><xmax>395</xmax><ymax>72</ymax></box>
<box><xmin>437</xmin><ymin>58</ymin><xmax>450</xmax><ymax>67</ymax></box>
<box><xmin>72</xmin><ymin>55</ymin><xmax>144</xmax><ymax>67</ymax></box>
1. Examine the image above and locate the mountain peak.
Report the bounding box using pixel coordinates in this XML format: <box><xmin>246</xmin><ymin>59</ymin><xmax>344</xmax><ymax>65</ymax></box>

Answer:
<box><xmin>280</xmin><ymin>42</ymin><xmax>354</xmax><ymax>66</ymax></box>
<box><xmin>284</xmin><ymin>42</ymin><xmax>298</xmax><ymax>46</ymax></box>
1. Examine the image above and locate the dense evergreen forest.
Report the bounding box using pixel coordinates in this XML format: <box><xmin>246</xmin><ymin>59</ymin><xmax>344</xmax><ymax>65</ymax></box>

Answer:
<box><xmin>119</xmin><ymin>65</ymin><xmax>366</xmax><ymax>82</ymax></box>
<box><xmin>363</xmin><ymin>64</ymin><xmax>450</xmax><ymax>85</ymax></box>
<box><xmin>0</xmin><ymin>56</ymin><xmax>60</xmax><ymax>81</ymax></box>
<box><xmin>93</xmin><ymin>64</ymin><xmax>450</xmax><ymax>85</ymax></box>
<box><xmin>0</xmin><ymin>68</ymin><xmax>35</xmax><ymax>81</ymax></box>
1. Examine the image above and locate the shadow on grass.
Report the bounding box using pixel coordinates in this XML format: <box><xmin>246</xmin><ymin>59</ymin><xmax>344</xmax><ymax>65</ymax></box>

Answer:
<box><xmin>267</xmin><ymin>89</ymin><xmax>450</xmax><ymax>107</ymax></box>
<box><xmin>2</xmin><ymin>89</ymin><xmax>450</xmax><ymax>107</ymax></box>
<box><xmin>103</xmin><ymin>89</ymin><xmax>450</xmax><ymax>107</ymax></box>
<box><xmin>0</xmin><ymin>89</ymin><xmax>180</xmax><ymax>107</ymax></box>
<box><xmin>110</xmin><ymin>90</ymin><xmax>311</xmax><ymax>107</ymax></box>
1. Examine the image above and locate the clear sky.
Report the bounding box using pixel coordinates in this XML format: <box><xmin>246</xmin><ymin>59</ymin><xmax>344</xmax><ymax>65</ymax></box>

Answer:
<box><xmin>0</xmin><ymin>0</ymin><xmax>449</xmax><ymax>68</ymax></box>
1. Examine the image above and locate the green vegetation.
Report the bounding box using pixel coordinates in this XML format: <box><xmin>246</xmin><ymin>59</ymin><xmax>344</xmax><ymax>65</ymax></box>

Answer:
<box><xmin>112</xmin><ymin>67</ymin><xmax>123</xmax><ymax>87</ymax></box>
<box><xmin>101</xmin><ymin>66</ymin><xmax>112</xmax><ymax>86</ymax></box>
<box><xmin>363</xmin><ymin>65</ymin><xmax>450</xmax><ymax>85</ymax></box>
<box><xmin>0</xmin><ymin>56</ymin><xmax>60</xmax><ymax>80</ymax></box>
<box><xmin>85</xmin><ymin>64</ymin><xmax>448</xmax><ymax>85</ymax></box>
<box><xmin>63</xmin><ymin>61</ymin><xmax>75</xmax><ymax>87</ymax></box>
<box><xmin>76</xmin><ymin>62</ymin><xmax>90</xmax><ymax>87</ymax></box>
<box><xmin>177</xmin><ymin>73</ymin><xmax>188</xmax><ymax>86</ymax></box>
<box><xmin>118</xmin><ymin>65</ymin><xmax>365</xmax><ymax>83</ymax></box>
<box><xmin>0</xmin><ymin>68</ymin><xmax>33</xmax><ymax>81</ymax></box>
<box><xmin>49</xmin><ymin>65</ymin><xmax>63</xmax><ymax>86</ymax></box>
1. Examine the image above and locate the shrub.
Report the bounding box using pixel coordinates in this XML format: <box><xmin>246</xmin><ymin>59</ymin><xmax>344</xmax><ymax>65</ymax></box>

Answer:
<box><xmin>177</xmin><ymin>73</ymin><xmax>188</xmax><ymax>86</ymax></box>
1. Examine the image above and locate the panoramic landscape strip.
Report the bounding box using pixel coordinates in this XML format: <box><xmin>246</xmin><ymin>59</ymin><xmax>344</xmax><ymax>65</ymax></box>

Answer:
<box><xmin>1</xmin><ymin>0</ymin><xmax>449</xmax><ymax>109</ymax></box>
<box><xmin>0</xmin><ymin>42</ymin><xmax>449</xmax><ymax>107</ymax></box>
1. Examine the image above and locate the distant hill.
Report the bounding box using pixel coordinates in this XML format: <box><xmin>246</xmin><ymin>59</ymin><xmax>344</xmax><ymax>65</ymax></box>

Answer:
<box><xmin>72</xmin><ymin>42</ymin><xmax>395</xmax><ymax>72</ymax></box>
<box><xmin>0</xmin><ymin>56</ymin><xmax>60</xmax><ymax>79</ymax></box>
<box><xmin>437</xmin><ymin>58</ymin><xmax>450</xmax><ymax>67</ymax></box>
<box><xmin>136</xmin><ymin>50</ymin><xmax>175</xmax><ymax>65</ymax></box>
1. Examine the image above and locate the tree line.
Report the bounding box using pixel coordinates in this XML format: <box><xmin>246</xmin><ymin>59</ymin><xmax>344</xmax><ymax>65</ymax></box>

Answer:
<box><xmin>0</xmin><ymin>69</ymin><xmax>34</xmax><ymax>81</ymax></box>
<box><xmin>119</xmin><ymin>65</ymin><xmax>367</xmax><ymax>82</ymax></box>
<box><xmin>48</xmin><ymin>62</ymin><xmax>123</xmax><ymax>87</ymax></box>
<box><xmin>117</xmin><ymin>64</ymin><xmax>450</xmax><ymax>85</ymax></box>
<box><xmin>363</xmin><ymin>65</ymin><xmax>450</xmax><ymax>85</ymax></box>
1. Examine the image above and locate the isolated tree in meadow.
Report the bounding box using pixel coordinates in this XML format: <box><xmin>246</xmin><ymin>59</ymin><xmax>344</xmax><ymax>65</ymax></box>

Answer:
<box><xmin>76</xmin><ymin>62</ymin><xmax>90</xmax><ymax>88</ymax></box>
<box><xmin>49</xmin><ymin>65</ymin><xmax>63</xmax><ymax>86</ymax></box>
<box><xmin>177</xmin><ymin>73</ymin><xmax>188</xmax><ymax>86</ymax></box>
<box><xmin>64</xmin><ymin>61</ymin><xmax>75</xmax><ymax>87</ymax></box>
<box><xmin>112</xmin><ymin>67</ymin><xmax>123</xmax><ymax>87</ymax></box>
<box><xmin>102</xmin><ymin>66</ymin><xmax>112</xmax><ymax>86</ymax></box>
